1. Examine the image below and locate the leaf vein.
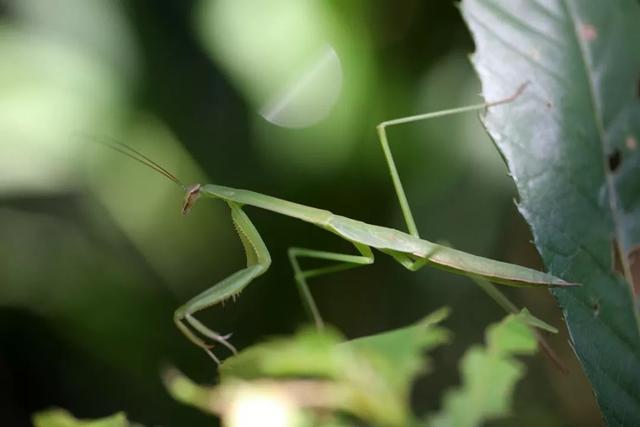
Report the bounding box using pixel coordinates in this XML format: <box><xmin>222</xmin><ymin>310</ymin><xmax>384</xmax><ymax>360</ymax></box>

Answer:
<box><xmin>529</xmin><ymin>0</ymin><xmax>566</xmax><ymax>25</ymax></box>
<box><xmin>483</xmin><ymin>0</ymin><xmax>566</xmax><ymax>50</ymax></box>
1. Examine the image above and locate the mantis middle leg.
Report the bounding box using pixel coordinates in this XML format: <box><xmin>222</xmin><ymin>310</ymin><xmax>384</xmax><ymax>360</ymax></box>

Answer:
<box><xmin>288</xmin><ymin>243</ymin><xmax>374</xmax><ymax>330</ymax></box>
<box><xmin>174</xmin><ymin>202</ymin><xmax>271</xmax><ymax>363</ymax></box>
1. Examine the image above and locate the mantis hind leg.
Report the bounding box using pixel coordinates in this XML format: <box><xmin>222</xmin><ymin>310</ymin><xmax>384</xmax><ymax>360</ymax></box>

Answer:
<box><xmin>288</xmin><ymin>243</ymin><xmax>374</xmax><ymax>330</ymax></box>
<box><xmin>376</xmin><ymin>83</ymin><xmax>527</xmax><ymax>238</ymax></box>
<box><xmin>174</xmin><ymin>202</ymin><xmax>271</xmax><ymax>363</ymax></box>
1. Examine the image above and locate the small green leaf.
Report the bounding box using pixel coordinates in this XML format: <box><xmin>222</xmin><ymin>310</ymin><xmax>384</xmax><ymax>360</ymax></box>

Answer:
<box><xmin>219</xmin><ymin>326</ymin><xmax>345</xmax><ymax>381</ymax></box>
<box><xmin>427</xmin><ymin>311</ymin><xmax>537</xmax><ymax>427</ymax></box>
<box><xmin>344</xmin><ymin>307</ymin><xmax>451</xmax><ymax>397</ymax></box>
<box><xmin>163</xmin><ymin>368</ymin><xmax>218</xmax><ymax>414</ymax></box>
<box><xmin>32</xmin><ymin>409</ymin><xmax>137</xmax><ymax>427</ymax></box>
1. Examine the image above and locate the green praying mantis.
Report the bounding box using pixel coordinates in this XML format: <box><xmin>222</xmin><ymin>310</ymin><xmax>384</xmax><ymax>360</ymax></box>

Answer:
<box><xmin>103</xmin><ymin>83</ymin><xmax>575</xmax><ymax>364</ymax></box>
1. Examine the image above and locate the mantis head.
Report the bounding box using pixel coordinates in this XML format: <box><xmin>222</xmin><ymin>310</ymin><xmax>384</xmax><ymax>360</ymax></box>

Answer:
<box><xmin>182</xmin><ymin>184</ymin><xmax>202</xmax><ymax>216</ymax></box>
<box><xmin>97</xmin><ymin>138</ymin><xmax>203</xmax><ymax>216</ymax></box>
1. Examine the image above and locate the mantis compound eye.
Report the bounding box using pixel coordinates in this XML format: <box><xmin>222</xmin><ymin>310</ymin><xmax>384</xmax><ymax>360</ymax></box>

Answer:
<box><xmin>182</xmin><ymin>184</ymin><xmax>202</xmax><ymax>216</ymax></box>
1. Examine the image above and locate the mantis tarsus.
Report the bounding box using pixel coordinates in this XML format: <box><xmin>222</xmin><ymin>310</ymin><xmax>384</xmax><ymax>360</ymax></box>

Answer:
<box><xmin>103</xmin><ymin>83</ymin><xmax>575</xmax><ymax>364</ymax></box>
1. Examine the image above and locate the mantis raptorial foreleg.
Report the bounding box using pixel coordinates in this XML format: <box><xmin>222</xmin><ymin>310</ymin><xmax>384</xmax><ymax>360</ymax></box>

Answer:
<box><xmin>288</xmin><ymin>244</ymin><xmax>374</xmax><ymax>329</ymax></box>
<box><xmin>173</xmin><ymin>202</ymin><xmax>271</xmax><ymax>363</ymax></box>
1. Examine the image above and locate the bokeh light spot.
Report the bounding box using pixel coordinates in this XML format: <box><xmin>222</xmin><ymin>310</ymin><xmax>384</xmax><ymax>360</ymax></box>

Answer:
<box><xmin>259</xmin><ymin>44</ymin><xmax>342</xmax><ymax>128</ymax></box>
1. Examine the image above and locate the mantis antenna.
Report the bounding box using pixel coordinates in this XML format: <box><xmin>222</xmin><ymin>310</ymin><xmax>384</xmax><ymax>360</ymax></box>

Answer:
<box><xmin>94</xmin><ymin>137</ymin><xmax>203</xmax><ymax>216</ymax></box>
<box><xmin>93</xmin><ymin>136</ymin><xmax>185</xmax><ymax>188</ymax></box>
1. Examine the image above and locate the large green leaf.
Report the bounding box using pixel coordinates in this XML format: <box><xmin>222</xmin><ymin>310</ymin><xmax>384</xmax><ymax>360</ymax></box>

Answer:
<box><xmin>460</xmin><ymin>0</ymin><xmax>640</xmax><ymax>424</ymax></box>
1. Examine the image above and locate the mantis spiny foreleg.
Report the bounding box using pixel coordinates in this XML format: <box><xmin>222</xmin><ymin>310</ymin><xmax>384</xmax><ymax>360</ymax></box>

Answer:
<box><xmin>174</xmin><ymin>202</ymin><xmax>271</xmax><ymax>363</ymax></box>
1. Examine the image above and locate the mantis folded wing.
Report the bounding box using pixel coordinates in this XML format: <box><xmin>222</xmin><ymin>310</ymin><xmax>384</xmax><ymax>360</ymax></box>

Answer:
<box><xmin>102</xmin><ymin>83</ymin><xmax>576</xmax><ymax>363</ymax></box>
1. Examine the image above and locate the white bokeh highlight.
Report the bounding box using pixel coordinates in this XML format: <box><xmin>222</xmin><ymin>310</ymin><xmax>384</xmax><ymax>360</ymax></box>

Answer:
<box><xmin>260</xmin><ymin>45</ymin><xmax>343</xmax><ymax>128</ymax></box>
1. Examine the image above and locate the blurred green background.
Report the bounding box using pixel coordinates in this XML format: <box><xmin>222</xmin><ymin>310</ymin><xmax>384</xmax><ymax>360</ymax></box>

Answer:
<box><xmin>0</xmin><ymin>0</ymin><xmax>601</xmax><ymax>425</ymax></box>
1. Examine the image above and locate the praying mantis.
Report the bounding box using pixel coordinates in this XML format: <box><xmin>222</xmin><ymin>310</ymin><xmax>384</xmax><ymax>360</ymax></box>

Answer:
<box><xmin>103</xmin><ymin>83</ymin><xmax>575</xmax><ymax>364</ymax></box>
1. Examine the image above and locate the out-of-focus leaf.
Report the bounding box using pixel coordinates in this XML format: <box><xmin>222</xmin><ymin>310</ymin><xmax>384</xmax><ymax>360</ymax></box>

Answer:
<box><xmin>32</xmin><ymin>409</ymin><xmax>139</xmax><ymax>427</ymax></box>
<box><xmin>165</xmin><ymin>309</ymin><xmax>451</xmax><ymax>426</ymax></box>
<box><xmin>218</xmin><ymin>324</ymin><xmax>345</xmax><ymax>381</ymax></box>
<box><xmin>344</xmin><ymin>307</ymin><xmax>450</xmax><ymax>398</ymax></box>
<box><xmin>427</xmin><ymin>311</ymin><xmax>537</xmax><ymax>427</ymax></box>
<box><xmin>460</xmin><ymin>1</ymin><xmax>640</xmax><ymax>424</ymax></box>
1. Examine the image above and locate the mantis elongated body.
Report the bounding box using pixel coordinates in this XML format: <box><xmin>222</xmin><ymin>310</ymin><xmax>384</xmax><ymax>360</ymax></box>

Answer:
<box><xmin>105</xmin><ymin>83</ymin><xmax>575</xmax><ymax>363</ymax></box>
